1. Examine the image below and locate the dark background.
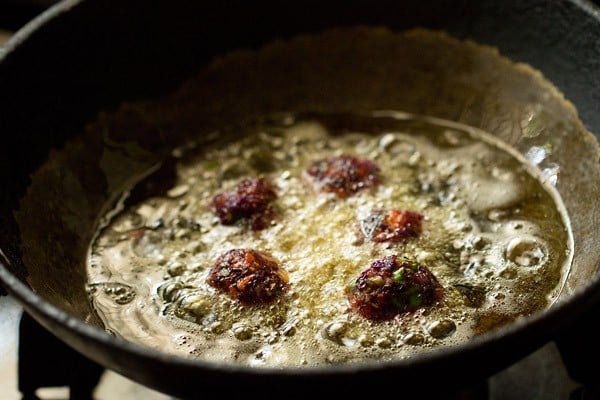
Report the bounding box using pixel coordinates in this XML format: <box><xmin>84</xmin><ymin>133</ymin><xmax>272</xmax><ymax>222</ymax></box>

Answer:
<box><xmin>2</xmin><ymin>0</ymin><xmax>600</xmax><ymax>33</ymax></box>
<box><xmin>0</xmin><ymin>0</ymin><xmax>59</xmax><ymax>32</ymax></box>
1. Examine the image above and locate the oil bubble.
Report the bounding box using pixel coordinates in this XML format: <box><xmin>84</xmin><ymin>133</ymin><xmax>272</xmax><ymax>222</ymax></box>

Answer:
<box><xmin>232</xmin><ymin>323</ymin><xmax>253</xmax><ymax>341</ymax></box>
<box><xmin>157</xmin><ymin>281</ymin><xmax>183</xmax><ymax>302</ymax></box>
<box><xmin>357</xmin><ymin>334</ymin><xmax>374</xmax><ymax>347</ymax></box>
<box><xmin>499</xmin><ymin>267</ymin><xmax>518</xmax><ymax>280</ymax></box>
<box><xmin>167</xmin><ymin>184</ymin><xmax>190</xmax><ymax>198</ymax></box>
<box><xmin>167</xmin><ymin>261</ymin><xmax>186</xmax><ymax>277</ymax></box>
<box><xmin>179</xmin><ymin>294</ymin><xmax>211</xmax><ymax>318</ymax></box>
<box><xmin>403</xmin><ymin>332</ymin><xmax>425</xmax><ymax>346</ymax></box>
<box><xmin>375</xmin><ymin>337</ymin><xmax>393</xmax><ymax>348</ymax></box>
<box><xmin>379</xmin><ymin>134</ymin><xmax>416</xmax><ymax>156</ymax></box>
<box><xmin>89</xmin><ymin>282</ymin><xmax>136</xmax><ymax>305</ymax></box>
<box><xmin>280</xmin><ymin>319</ymin><xmax>298</xmax><ymax>337</ymax></box>
<box><xmin>506</xmin><ymin>236</ymin><xmax>546</xmax><ymax>267</ymax></box>
<box><xmin>111</xmin><ymin>212</ymin><xmax>145</xmax><ymax>233</ymax></box>
<box><xmin>427</xmin><ymin>319</ymin><xmax>456</xmax><ymax>339</ymax></box>
<box><xmin>319</xmin><ymin>320</ymin><xmax>356</xmax><ymax>347</ymax></box>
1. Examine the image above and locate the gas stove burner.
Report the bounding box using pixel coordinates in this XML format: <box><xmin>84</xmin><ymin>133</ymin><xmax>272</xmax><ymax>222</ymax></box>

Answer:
<box><xmin>18</xmin><ymin>313</ymin><xmax>103</xmax><ymax>400</ymax></box>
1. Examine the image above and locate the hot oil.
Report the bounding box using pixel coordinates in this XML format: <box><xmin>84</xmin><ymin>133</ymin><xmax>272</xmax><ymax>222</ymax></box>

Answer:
<box><xmin>86</xmin><ymin>111</ymin><xmax>572</xmax><ymax>368</ymax></box>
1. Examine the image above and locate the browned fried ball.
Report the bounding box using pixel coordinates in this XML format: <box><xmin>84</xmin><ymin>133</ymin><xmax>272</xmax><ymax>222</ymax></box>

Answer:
<box><xmin>211</xmin><ymin>177</ymin><xmax>277</xmax><ymax>230</ymax></box>
<box><xmin>207</xmin><ymin>249</ymin><xmax>289</xmax><ymax>305</ymax></box>
<box><xmin>306</xmin><ymin>155</ymin><xmax>381</xmax><ymax>198</ymax></box>
<box><xmin>362</xmin><ymin>209</ymin><xmax>423</xmax><ymax>242</ymax></box>
<box><xmin>347</xmin><ymin>255</ymin><xmax>443</xmax><ymax>321</ymax></box>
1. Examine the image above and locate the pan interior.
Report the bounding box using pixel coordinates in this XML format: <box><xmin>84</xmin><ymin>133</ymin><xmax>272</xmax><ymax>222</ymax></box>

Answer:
<box><xmin>15</xmin><ymin>26</ymin><xmax>600</xmax><ymax>368</ymax></box>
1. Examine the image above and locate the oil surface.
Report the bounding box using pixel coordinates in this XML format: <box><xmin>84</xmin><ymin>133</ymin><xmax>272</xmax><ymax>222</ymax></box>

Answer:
<box><xmin>86</xmin><ymin>111</ymin><xmax>572</xmax><ymax>368</ymax></box>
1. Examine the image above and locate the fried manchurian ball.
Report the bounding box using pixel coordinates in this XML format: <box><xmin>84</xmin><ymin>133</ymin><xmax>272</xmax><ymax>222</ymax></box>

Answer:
<box><xmin>346</xmin><ymin>255</ymin><xmax>444</xmax><ymax>321</ymax></box>
<box><xmin>207</xmin><ymin>249</ymin><xmax>290</xmax><ymax>305</ymax></box>
<box><xmin>306</xmin><ymin>155</ymin><xmax>381</xmax><ymax>198</ymax></box>
<box><xmin>361</xmin><ymin>209</ymin><xmax>424</xmax><ymax>242</ymax></box>
<box><xmin>211</xmin><ymin>177</ymin><xmax>277</xmax><ymax>230</ymax></box>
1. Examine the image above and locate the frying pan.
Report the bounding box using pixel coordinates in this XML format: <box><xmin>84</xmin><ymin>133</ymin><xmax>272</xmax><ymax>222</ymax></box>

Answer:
<box><xmin>1</xmin><ymin>0</ymin><xmax>600</xmax><ymax>397</ymax></box>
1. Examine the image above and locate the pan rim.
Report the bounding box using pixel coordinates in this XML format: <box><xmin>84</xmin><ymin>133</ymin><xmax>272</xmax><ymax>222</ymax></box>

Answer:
<box><xmin>1</xmin><ymin>0</ymin><xmax>600</xmax><ymax>392</ymax></box>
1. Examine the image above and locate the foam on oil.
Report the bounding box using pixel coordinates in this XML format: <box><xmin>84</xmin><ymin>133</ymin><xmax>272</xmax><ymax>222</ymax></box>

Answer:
<box><xmin>86</xmin><ymin>112</ymin><xmax>572</xmax><ymax>368</ymax></box>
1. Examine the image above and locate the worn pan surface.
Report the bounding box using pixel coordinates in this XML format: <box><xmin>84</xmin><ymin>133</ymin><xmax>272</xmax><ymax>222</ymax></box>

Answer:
<box><xmin>1</xmin><ymin>0</ymin><xmax>600</xmax><ymax>397</ymax></box>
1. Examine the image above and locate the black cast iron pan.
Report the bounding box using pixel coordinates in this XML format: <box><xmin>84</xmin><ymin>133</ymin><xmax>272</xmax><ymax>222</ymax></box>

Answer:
<box><xmin>1</xmin><ymin>0</ymin><xmax>600</xmax><ymax>398</ymax></box>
